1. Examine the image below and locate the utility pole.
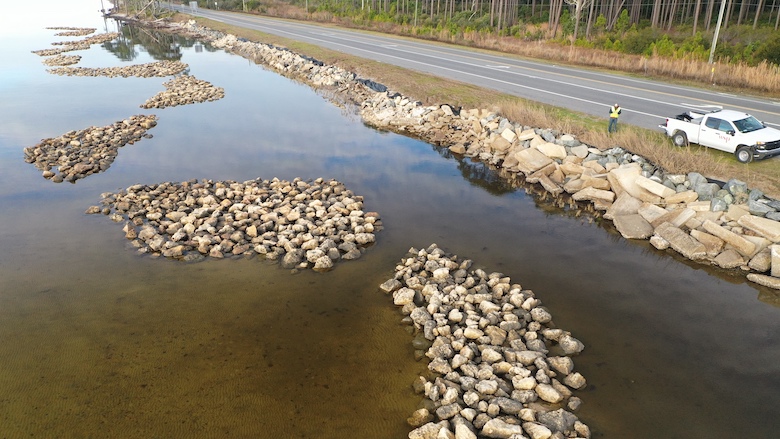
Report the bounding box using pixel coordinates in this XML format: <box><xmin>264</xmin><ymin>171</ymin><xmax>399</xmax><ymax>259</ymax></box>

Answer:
<box><xmin>708</xmin><ymin>0</ymin><xmax>727</xmax><ymax>64</ymax></box>
<box><xmin>708</xmin><ymin>0</ymin><xmax>727</xmax><ymax>83</ymax></box>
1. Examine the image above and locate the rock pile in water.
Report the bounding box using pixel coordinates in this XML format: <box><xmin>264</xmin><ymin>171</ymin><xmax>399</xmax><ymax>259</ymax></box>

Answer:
<box><xmin>87</xmin><ymin>177</ymin><xmax>381</xmax><ymax>268</ymax></box>
<box><xmin>141</xmin><ymin>74</ymin><xmax>225</xmax><ymax>108</ymax></box>
<box><xmin>32</xmin><ymin>31</ymin><xmax>119</xmax><ymax>58</ymax></box>
<box><xmin>32</xmin><ymin>45</ymin><xmax>85</xmax><ymax>56</ymax></box>
<box><xmin>52</xmin><ymin>32</ymin><xmax>120</xmax><ymax>46</ymax></box>
<box><xmin>380</xmin><ymin>244</ymin><xmax>590</xmax><ymax>439</ymax></box>
<box><xmin>23</xmin><ymin>115</ymin><xmax>158</xmax><ymax>183</ymax></box>
<box><xmin>42</xmin><ymin>54</ymin><xmax>81</xmax><ymax>66</ymax></box>
<box><xmin>48</xmin><ymin>60</ymin><xmax>188</xmax><ymax>78</ymax></box>
<box><xmin>47</xmin><ymin>27</ymin><xmax>96</xmax><ymax>36</ymax></box>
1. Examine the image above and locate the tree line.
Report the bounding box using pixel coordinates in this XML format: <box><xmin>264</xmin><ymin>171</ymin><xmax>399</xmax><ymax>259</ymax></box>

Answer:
<box><xmin>150</xmin><ymin>0</ymin><xmax>780</xmax><ymax>66</ymax></box>
<box><xmin>292</xmin><ymin>0</ymin><xmax>780</xmax><ymax>35</ymax></box>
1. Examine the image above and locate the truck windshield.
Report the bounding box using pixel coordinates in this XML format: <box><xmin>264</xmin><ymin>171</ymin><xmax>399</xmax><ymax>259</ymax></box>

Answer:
<box><xmin>733</xmin><ymin>116</ymin><xmax>764</xmax><ymax>133</ymax></box>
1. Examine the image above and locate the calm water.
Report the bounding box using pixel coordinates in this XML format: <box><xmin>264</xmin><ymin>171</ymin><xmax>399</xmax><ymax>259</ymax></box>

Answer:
<box><xmin>1</xmin><ymin>3</ymin><xmax>779</xmax><ymax>438</ymax></box>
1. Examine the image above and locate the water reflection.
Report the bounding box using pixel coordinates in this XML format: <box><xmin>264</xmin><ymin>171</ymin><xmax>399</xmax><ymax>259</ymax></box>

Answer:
<box><xmin>102</xmin><ymin>22</ymin><xmax>217</xmax><ymax>62</ymax></box>
<box><xmin>443</xmin><ymin>150</ymin><xmax>515</xmax><ymax>195</ymax></box>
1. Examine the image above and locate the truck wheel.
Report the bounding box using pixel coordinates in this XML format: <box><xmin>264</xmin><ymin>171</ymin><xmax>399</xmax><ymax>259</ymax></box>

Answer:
<box><xmin>672</xmin><ymin>131</ymin><xmax>688</xmax><ymax>147</ymax></box>
<box><xmin>735</xmin><ymin>146</ymin><xmax>753</xmax><ymax>163</ymax></box>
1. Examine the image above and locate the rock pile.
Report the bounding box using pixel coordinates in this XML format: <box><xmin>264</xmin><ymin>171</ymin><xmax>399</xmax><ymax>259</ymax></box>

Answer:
<box><xmin>42</xmin><ymin>54</ymin><xmax>81</xmax><ymax>67</ymax></box>
<box><xmin>141</xmin><ymin>74</ymin><xmax>225</xmax><ymax>108</ymax></box>
<box><xmin>32</xmin><ymin>45</ymin><xmax>86</xmax><ymax>56</ymax></box>
<box><xmin>23</xmin><ymin>115</ymin><xmax>158</xmax><ymax>183</ymax></box>
<box><xmin>46</xmin><ymin>27</ymin><xmax>96</xmax><ymax>36</ymax></box>
<box><xmin>87</xmin><ymin>177</ymin><xmax>381</xmax><ymax>268</ymax></box>
<box><xmin>48</xmin><ymin>60</ymin><xmax>188</xmax><ymax>78</ymax></box>
<box><xmin>32</xmin><ymin>31</ymin><xmax>120</xmax><ymax>58</ymax></box>
<box><xmin>380</xmin><ymin>244</ymin><xmax>590</xmax><ymax>439</ymax></box>
<box><xmin>51</xmin><ymin>32</ymin><xmax>120</xmax><ymax>46</ymax></box>
<box><xmin>168</xmin><ymin>20</ymin><xmax>780</xmax><ymax>289</ymax></box>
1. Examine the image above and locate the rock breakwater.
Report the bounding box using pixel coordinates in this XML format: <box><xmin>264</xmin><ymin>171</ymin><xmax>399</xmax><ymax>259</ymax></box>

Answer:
<box><xmin>380</xmin><ymin>244</ymin><xmax>590</xmax><ymax>439</ymax></box>
<box><xmin>141</xmin><ymin>74</ymin><xmax>225</xmax><ymax>108</ymax></box>
<box><xmin>32</xmin><ymin>30</ymin><xmax>120</xmax><ymax>58</ymax></box>
<box><xmin>32</xmin><ymin>46</ymin><xmax>85</xmax><ymax>57</ymax></box>
<box><xmin>46</xmin><ymin>27</ymin><xmax>96</xmax><ymax>37</ymax></box>
<box><xmin>48</xmin><ymin>60</ymin><xmax>188</xmax><ymax>78</ymax></box>
<box><xmin>87</xmin><ymin>177</ymin><xmax>381</xmax><ymax>269</ymax></box>
<box><xmin>51</xmin><ymin>32</ymin><xmax>119</xmax><ymax>46</ymax></box>
<box><xmin>23</xmin><ymin>115</ymin><xmax>158</xmax><ymax>183</ymax></box>
<box><xmin>42</xmin><ymin>54</ymin><xmax>81</xmax><ymax>66</ymax></box>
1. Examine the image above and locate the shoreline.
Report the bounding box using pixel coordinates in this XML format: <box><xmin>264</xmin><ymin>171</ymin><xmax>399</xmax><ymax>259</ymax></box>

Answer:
<box><xmin>121</xmin><ymin>14</ymin><xmax>780</xmax><ymax>292</ymax></box>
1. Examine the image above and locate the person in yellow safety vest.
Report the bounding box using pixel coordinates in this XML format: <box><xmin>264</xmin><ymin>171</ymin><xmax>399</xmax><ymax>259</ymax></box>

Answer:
<box><xmin>608</xmin><ymin>103</ymin><xmax>621</xmax><ymax>133</ymax></box>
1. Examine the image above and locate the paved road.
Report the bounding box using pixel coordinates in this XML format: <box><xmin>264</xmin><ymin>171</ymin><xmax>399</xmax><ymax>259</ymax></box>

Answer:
<box><xmin>166</xmin><ymin>4</ymin><xmax>780</xmax><ymax>131</ymax></box>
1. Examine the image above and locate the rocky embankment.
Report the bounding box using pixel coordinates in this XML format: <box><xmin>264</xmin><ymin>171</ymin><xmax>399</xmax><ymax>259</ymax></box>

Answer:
<box><xmin>141</xmin><ymin>74</ymin><xmax>225</xmax><ymax>108</ymax></box>
<box><xmin>86</xmin><ymin>177</ymin><xmax>381</xmax><ymax>269</ymax></box>
<box><xmin>23</xmin><ymin>115</ymin><xmax>158</xmax><ymax>183</ymax></box>
<box><xmin>380</xmin><ymin>244</ymin><xmax>589</xmax><ymax>439</ymax></box>
<box><xmin>158</xmin><ymin>20</ymin><xmax>780</xmax><ymax>290</ymax></box>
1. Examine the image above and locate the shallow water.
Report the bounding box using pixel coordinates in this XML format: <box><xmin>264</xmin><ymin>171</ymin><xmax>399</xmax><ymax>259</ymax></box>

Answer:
<box><xmin>1</xmin><ymin>3</ymin><xmax>779</xmax><ymax>438</ymax></box>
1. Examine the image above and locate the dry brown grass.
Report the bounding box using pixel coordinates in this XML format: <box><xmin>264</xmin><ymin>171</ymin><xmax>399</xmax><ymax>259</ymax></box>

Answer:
<box><xmin>180</xmin><ymin>13</ymin><xmax>780</xmax><ymax>198</ymax></box>
<box><xmin>258</xmin><ymin>7</ymin><xmax>780</xmax><ymax>97</ymax></box>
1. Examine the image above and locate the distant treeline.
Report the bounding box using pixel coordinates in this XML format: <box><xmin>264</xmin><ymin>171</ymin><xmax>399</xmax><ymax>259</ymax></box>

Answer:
<box><xmin>177</xmin><ymin>0</ymin><xmax>780</xmax><ymax>66</ymax></box>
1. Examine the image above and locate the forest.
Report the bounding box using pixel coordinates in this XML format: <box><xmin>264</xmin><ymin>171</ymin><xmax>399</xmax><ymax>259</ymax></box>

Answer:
<box><xmin>114</xmin><ymin>1</ymin><xmax>780</xmax><ymax>92</ymax></box>
<box><xmin>172</xmin><ymin>0</ymin><xmax>780</xmax><ymax>66</ymax></box>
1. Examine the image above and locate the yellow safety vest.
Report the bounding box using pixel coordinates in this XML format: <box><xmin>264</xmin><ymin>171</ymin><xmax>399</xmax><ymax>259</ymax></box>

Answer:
<box><xmin>610</xmin><ymin>106</ymin><xmax>621</xmax><ymax>118</ymax></box>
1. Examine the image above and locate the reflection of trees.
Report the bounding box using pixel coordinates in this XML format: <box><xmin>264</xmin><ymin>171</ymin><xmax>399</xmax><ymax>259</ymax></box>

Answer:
<box><xmin>101</xmin><ymin>19</ymin><xmax>217</xmax><ymax>61</ymax></box>
<box><xmin>433</xmin><ymin>146</ymin><xmax>515</xmax><ymax>196</ymax></box>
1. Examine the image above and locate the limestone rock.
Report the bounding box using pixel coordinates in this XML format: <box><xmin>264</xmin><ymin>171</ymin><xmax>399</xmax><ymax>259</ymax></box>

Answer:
<box><xmin>522</xmin><ymin>422</ymin><xmax>552</xmax><ymax>439</ymax></box>
<box><xmin>747</xmin><ymin>273</ymin><xmax>780</xmax><ymax>290</ymax></box>
<box><xmin>409</xmin><ymin>421</ymin><xmax>449</xmax><ymax>439</ymax></box>
<box><xmin>702</xmin><ymin>220</ymin><xmax>756</xmax><ymax>257</ymax></box>
<box><xmin>738</xmin><ymin>214</ymin><xmax>780</xmax><ymax>242</ymax></box>
<box><xmin>514</xmin><ymin>148</ymin><xmax>554</xmax><ymax>175</ymax></box>
<box><xmin>713</xmin><ymin>249</ymin><xmax>745</xmax><ymax>269</ymax></box>
<box><xmin>613</xmin><ymin>214</ymin><xmax>654</xmax><ymax>239</ymax></box>
<box><xmin>654</xmin><ymin>222</ymin><xmax>707</xmax><ymax>260</ymax></box>
<box><xmin>481</xmin><ymin>419</ymin><xmax>525</xmax><ymax>438</ymax></box>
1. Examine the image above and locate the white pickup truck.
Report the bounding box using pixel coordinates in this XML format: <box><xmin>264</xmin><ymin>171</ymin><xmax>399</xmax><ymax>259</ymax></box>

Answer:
<box><xmin>659</xmin><ymin>109</ymin><xmax>780</xmax><ymax>163</ymax></box>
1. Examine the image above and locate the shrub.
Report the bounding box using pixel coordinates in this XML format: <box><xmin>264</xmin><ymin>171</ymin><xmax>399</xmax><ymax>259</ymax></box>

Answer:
<box><xmin>754</xmin><ymin>34</ymin><xmax>780</xmax><ymax>67</ymax></box>
<box><xmin>621</xmin><ymin>27</ymin><xmax>661</xmax><ymax>55</ymax></box>
<box><xmin>651</xmin><ymin>35</ymin><xmax>676</xmax><ymax>57</ymax></box>
<box><xmin>677</xmin><ymin>32</ymin><xmax>709</xmax><ymax>61</ymax></box>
